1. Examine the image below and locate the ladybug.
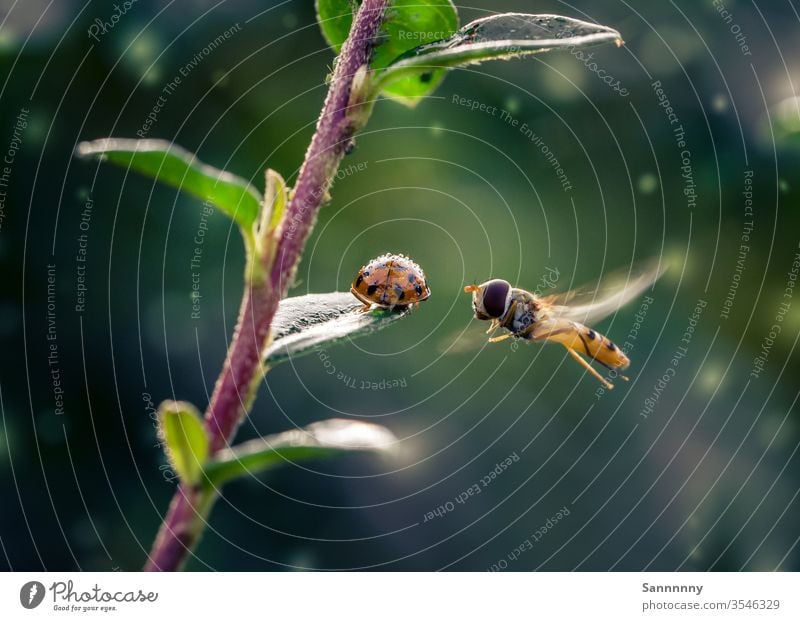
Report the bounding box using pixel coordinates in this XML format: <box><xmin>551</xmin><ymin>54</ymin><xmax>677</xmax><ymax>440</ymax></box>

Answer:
<box><xmin>351</xmin><ymin>253</ymin><xmax>431</xmax><ymax>310</ymax></box>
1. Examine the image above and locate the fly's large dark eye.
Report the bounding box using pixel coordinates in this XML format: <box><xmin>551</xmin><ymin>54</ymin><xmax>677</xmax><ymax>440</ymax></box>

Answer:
<box><xmin>482</xmin><ymin>279</ymin><xmax>510</xmax><ymax>318</ymax></box>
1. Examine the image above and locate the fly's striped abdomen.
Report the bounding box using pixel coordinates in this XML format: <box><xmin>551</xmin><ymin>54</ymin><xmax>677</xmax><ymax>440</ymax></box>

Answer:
<box><xmin>576</xmin><ymin>324</ymin><xmax>629</xmax><ymax>370</ymax></box>
<box><xmin>546</xmin><ymin>322</ymin><xmax>630</xmax><ymax>370</ymax></box>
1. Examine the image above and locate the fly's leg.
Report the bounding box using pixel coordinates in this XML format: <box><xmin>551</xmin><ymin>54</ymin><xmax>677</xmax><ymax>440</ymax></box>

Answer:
<box><xmin>566</xmin><ymin>348</ymin><xmax>614</xmax><ymax>390</ymax></box>
<box><xmin>524</xmin><ymin>320</ymin><xmax>615</xmax><ymax>389</ymax></box>
<box><xmin>486</xmin><ymin>300</ymin><xmax>522</xmax><ymax>342</ymax></box>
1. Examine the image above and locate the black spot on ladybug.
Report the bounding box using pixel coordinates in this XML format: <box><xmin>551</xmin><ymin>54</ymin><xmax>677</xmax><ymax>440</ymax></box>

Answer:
<box><xmin>587</xmin><ymin>329</ymin><xmax>596</xmax><ymax>340</ymax></box>
<box><xmin>367</xmin><ymin>284</ymin><xmax>379</xmax><ymax>296</ymax></box>
<box><xmin>607</xmin><ymin>341</ymin><xmax>617</xmax><ymax>351</ymax></box>
<box><xmin>397</xmin><ymin>291</ymin><xmax>406</xmax><ymax>301</ymax></box>
<box><xmin>415</xmin><ymin>284</ymin><xmax>423</xmax><ymax>295</ymax></box>
<box><xmin>355</xmin><ymin>275</ymin><xmax>363</xmax><ymax>286</ymax></box>
<box><xmin>363</xmin><ymin>271</ymin><xmax>370</xmax><ymax>277</ymax></box>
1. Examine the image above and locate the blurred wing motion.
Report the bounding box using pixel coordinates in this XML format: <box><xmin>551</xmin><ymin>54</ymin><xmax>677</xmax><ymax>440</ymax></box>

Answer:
<box><xmin>529</xmin><ymin>259</ymin><xmax>667</xmax><ymax>388</ymax></box>
<box><xmin>540</xmin><ymin>258</ymin><xmax>666</xmax><ymax>325</ymax></box>
<box><xmin>437</xmin><ymin>326</ymin><xmax>489</xmax><ymax>355</ymax></box>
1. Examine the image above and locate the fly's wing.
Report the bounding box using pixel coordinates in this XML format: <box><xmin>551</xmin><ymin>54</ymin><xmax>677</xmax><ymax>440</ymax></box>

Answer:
<box><xmin>437</xmin><ymin>326</ymin><xmax>489</xmax><ymax>354</ymax></box>
<box><xmin>539</xmin><ymin>258</ymin><xmax>666</xmax><ymax>324</ymax></box>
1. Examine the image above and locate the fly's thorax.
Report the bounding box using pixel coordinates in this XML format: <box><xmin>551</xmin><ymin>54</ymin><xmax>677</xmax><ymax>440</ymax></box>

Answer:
<box><xmin>508</xmin><ymin>288</ymin><xmax>538</xmax><ymax>335</ymax></box>
<box><xmin>510</xmin><ymin>287</ymin><xmax>538</xmax><ymax>305</ymax></box>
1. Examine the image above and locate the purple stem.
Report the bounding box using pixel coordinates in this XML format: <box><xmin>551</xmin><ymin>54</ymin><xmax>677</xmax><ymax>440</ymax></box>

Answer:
<box><xmin>144</xmin><ymin>0</ymin><xmax>390</xmax><ymax>572</ymax></box>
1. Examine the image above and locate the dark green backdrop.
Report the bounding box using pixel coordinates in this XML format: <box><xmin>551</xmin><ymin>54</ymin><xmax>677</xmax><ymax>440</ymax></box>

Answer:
<box><xmin>1</xmin><ymin>0</ymin><xmax>798</xmax><ymax>570</ymax></box>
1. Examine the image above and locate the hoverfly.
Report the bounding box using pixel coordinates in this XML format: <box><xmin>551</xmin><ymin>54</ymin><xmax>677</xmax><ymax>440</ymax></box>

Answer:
<box><xmin>464</xmin><ymin>261</ymin><xmax>665</xmax><ymax>389</ymax></box>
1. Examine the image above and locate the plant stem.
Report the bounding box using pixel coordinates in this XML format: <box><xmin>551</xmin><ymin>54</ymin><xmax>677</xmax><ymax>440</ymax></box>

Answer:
<box><xmin>143</xmin><ymin>0</ymin><xmax>389</xmax><ymax>572</ymax></box>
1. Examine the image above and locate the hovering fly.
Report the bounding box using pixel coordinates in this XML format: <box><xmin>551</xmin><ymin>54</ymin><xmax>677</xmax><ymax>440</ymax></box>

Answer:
<box><xmin>464</xmin><ymin>261</ymin><xmax>665</xmax><ymax>389</ymax></box>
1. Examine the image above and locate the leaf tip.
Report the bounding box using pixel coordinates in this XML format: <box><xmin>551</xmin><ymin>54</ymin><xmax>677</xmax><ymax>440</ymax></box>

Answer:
<box><xmin>257</xmin><ymin>168</ymin><xmax>289</xmax><ymax>259</ymax></box>
<box><xmin>308</xmin><ymin>418</ymin><xmax>398</xmax><ymax>452</ymax></box>
<box><xmin>159</xmin><ymin>398</ymin><xmax>201</xmax><ymax>416</ymax></box>
<box><xmin>74</xmin><ymin>140</ymin><xmax>99</xmax><ymax>159</ymax></box>
<box><xmin>158</xmin><ymin>400</ymin><xmax>209</xmax><ymax>487</ymax></box>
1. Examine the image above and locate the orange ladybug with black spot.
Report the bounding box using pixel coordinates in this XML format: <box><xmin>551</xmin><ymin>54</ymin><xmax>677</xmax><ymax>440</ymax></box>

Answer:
<box><xmin>351</xmin><ymin>253</ymin><xmax>431</xmax><ymax>310</ymax></box>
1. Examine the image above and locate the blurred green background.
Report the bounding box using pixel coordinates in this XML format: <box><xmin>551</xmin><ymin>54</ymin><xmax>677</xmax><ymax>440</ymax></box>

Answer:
<box><xmin>1</xmin><ymin>0</ymin><xmax>798</xmax><ymax>571</ymax></box>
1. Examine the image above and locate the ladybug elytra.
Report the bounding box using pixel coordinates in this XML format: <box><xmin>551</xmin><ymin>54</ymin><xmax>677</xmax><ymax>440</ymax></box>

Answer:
<box><xmin>351</xmin><ymin>253</ymin><xmax>431</xmax><ymax>310</ymax></box>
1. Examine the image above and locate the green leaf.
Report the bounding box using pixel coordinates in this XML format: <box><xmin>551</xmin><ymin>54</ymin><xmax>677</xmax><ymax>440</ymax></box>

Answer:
<box><xmin>256</xmin><ymin>169</ymin><xmax>288</xmax><ymax>261</ymax></box>
<box><xmin>204</xmin><ymin>418</ymin><xmax>397</xmax><ymax>487</ymax></box>
<box><xmin>316</xmin><ymin>0</ymin><xmax>458</xmax><ymax>105</ymax></box>
<box><xmin>76</xmin><ymin>138</ymin><xmax>263</xmax><ymax>232</ymax></box>
<box><xmin>159</xmin><ymin>401</ymin><xmax>209</xmax><ymax>487</ymax></box>
<box><xmin>262</xmin><ymin>169</ymin><xmax>288</xmax><ymax>236</ymax></box>
<box><xmin>374</xmin><ymin>13</ymin><xmax>623</xmax><ymax>95</ymax></box>
<box><xmin>265</xmin><ymin>292</ymin><xmax>413</xmax><ymax>364</ymax></box>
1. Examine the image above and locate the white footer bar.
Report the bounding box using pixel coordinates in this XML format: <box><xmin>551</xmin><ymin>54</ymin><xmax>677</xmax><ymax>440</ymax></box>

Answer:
<box><xmin>1</xmin><ymin>572</ymin><xmax>797</xmax><ymax>620</ymax></box>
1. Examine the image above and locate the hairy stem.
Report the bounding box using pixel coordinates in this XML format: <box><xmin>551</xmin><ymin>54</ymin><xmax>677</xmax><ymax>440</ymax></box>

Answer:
<box><xmin>144</xmin><ymin>0</ymin><xmax>390</xmax><ymax>572</ymax></box>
